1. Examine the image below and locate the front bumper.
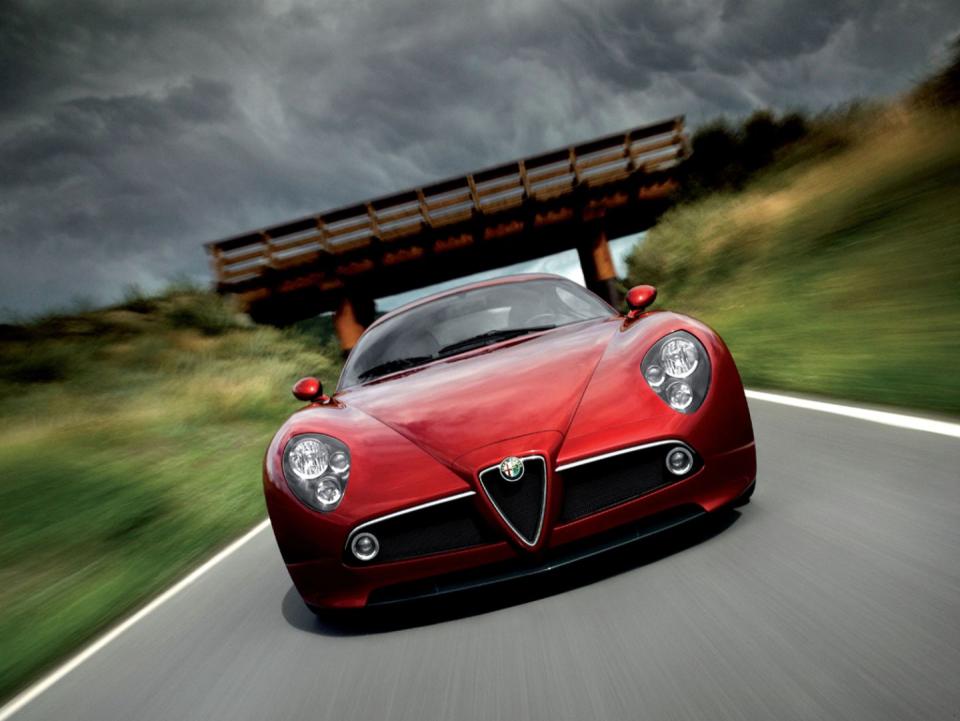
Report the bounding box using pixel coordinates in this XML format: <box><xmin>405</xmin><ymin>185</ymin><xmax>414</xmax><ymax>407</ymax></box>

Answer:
<box><xmin>281</xmin><ymin>440</ymin><xmax>755</xmax><ymax>609</ymax></box>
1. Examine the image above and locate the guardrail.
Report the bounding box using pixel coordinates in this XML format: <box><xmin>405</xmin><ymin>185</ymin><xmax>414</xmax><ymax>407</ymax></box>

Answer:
<box><xmin>206</xmin><ymin>117</ymin><xmax>687</xmax><ymax>287</ymax></box>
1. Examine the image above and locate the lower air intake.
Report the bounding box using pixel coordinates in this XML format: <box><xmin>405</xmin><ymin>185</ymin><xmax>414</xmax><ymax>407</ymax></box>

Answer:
<box><xmin>344</xmin><ymin>496</ymin><xmax>497</xmax><ymax>565</ymax></box>
<box><xmin>558</xmin><ymin>444</ymin><xmax>699</xmax><ymax>523</ymax></box>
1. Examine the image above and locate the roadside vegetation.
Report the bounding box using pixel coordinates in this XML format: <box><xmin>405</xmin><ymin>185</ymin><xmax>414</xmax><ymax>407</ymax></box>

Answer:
<box><xmin>0</xmin><ymin>290</ymin><xmax>341</xmax><ymax>699</ymax></box>
<box><xmin>626</xmin><ymin>48</ymin><xmax>960</xmax><ymax>415</ymax></box>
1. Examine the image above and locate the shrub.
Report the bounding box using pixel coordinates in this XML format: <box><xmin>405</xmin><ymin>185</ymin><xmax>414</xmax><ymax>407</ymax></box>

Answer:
<box><xmin>912</xmin><ymin>35</ymin><xmax>960</xmax><ymax>108</ymax></box>
<box><xmin>164</xmin><ymin>293</ymin><xmax>243</xmax><ymax>336</ymax></box>
<box><xmin>119</xmin><ymin>284</ymin><xmax>158</xmax><ymax>314</ymax></box>
<box><xmin>0</xmin><ymin>345</ymin><xmax>73</xmax><ymax>384</ymax></box>
<box><xmin>678</xmin><ymin>110</ymin><xmax>812</xmax><ymax>202</ymax></box>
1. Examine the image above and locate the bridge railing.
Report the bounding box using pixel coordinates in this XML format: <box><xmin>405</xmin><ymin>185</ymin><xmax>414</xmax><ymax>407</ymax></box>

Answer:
<box><xmin>207</xmin><ymin>117</ymin><xmax>687</xmax><ymax>287</ymax></box>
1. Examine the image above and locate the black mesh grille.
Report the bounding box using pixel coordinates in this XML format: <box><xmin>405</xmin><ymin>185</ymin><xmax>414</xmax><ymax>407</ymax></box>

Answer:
<box><xmin>558</xmin><ymin>445</ymin><xmax>698</xmax><ymax>523</ymax></box>
<box><xmin>345</xmin><ymin>496</ymin><xmax>497</xmax><ymax>565</ymax></box>
<box><xmin>367</xmin><ymin>504</ymin><xmax>706</xmax><ymax>606</ymax></box>
<box><xmin>478</xmin><ymin>457</ymin><xmax>546</xmax><ymax>545</ymax></box>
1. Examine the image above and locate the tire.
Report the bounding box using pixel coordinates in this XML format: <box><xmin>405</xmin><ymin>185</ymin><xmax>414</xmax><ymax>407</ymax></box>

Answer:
<box><xmin>305</xmin><ymin>603</ymin><xmax>365</xmax><ymax>625</ymax></box>
<box><xmin>305</xmin><ymin>603</ymin><xmax>350</xmax><ymax>620</ymax></box>
<box><xmin>731</xmin><ymin>479</ymin><xmax>756</xmax><ymax>507</ymax></box>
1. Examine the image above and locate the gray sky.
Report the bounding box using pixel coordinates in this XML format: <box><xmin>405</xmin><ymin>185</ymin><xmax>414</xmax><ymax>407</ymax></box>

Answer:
<box><xmin>2</xmin><ymin>0</ymin><xmax>958</xmax><ymax>317</ymax></box>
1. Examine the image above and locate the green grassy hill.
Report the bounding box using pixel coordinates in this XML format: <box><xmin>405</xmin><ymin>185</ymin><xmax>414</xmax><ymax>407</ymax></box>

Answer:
<box><xmin>0</xmin><ymin>293</ymin><xmax>341</xmax><ymax>699</ymax></box>
<box><xmin>626</xmin><ymin>105</ymin><xmax>960</xmax><ymax>415</ymax></box>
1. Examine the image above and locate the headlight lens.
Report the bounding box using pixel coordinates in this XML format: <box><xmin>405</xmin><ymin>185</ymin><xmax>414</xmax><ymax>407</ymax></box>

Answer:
<box><xmin>283</xmin><ymin>434</ymin><xmax>351</xmax><ymax>511</ymax></box>
<box><xmin>660</xmin><ymin>337</ymin><xmax>699</xmax><ymax>378</ymax></box>
<box><xmin>329</xmin><ymin>450</ymin><xmax>350</xmax><ymax>475</ymax></box>
<box><xmin>644</xmin><ymin>364</ymin><xmax>666</xmax><ymax>389</ymax></box>
<box><xmin>287</xmin><ymin>438</ymin><xmax>329</xmax><ymax>480</ymax></box>
<box><xmin>642</xmin><ymin>331</ymin><xmax>710</xmax><ymax>413</ymax></box>
<box><xmin>666</xmin><ymin>381</ymin><xmax>694</xmax><ymax>411</ymax></box>
<box><xmin>314</xmin><ymin>476</ymin><xmax>343</xmax><ymax>508</ymax></box>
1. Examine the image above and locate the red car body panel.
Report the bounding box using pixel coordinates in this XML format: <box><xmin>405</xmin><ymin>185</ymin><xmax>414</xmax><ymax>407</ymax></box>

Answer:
<box><xmin>337</xmin><ymin>319</ymin><xmax>615</xmax><ymax>465</ymax></box>
<box><xmin>263</xmin><ymin>275</ymin><xmax>756</xmax><ymax>609</ymax></box>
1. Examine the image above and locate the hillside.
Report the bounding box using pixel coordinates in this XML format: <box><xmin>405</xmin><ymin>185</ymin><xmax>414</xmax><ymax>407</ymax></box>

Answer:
<box><xmin>625</xmin><ymin>105</ymin><xmax>960</xmax><ymax>415</ymax></box>
<box><xmin>0</xmin><ymin>293</ymin><xmax>341</xmax><ymax>699</ymax></box>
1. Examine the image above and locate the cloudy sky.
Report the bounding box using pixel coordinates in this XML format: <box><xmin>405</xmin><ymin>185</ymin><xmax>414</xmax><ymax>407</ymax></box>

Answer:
<box><xmin>2</xmin><ymin>0</ymin><xmax>958</xmax><ymax>317</ymax></box>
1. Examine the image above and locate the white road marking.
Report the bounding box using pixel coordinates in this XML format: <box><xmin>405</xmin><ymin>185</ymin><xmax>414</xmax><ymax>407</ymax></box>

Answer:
<box><xmin>2</xmin><ymin>392</ymin><xmax>958</xmax><ymax>719</ymax></box>
<box><xmin>745</xmin><ymin>390</ymin><xmax>960</xmax><ymax>439</ymax></box>
<box><xmin>0</xmin><ymin>519</ymin><xmax>272</xmax><ymax>721</ymax></box>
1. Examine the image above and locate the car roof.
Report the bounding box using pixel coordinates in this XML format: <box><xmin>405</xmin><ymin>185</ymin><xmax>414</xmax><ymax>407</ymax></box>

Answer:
<box><xmin>366</xmin><ymin>273</ymin><xmax>572</xmax><ymax>331</ymax></box>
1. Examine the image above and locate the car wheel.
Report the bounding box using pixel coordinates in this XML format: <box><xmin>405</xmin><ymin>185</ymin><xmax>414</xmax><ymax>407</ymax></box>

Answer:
<box><xmin>732</xmin><ymin>479</ymin><xmax>756</xmax><ymax>507</ymax></box>
<box><xmin>305</xmin><ymin>603</ymin><xmax>366</xmax><ymax>625</ymax></box>
<box><xmin>305</xmin><ymin>602</ymin><xmax>347</xmax><ymax>620</ymax></box>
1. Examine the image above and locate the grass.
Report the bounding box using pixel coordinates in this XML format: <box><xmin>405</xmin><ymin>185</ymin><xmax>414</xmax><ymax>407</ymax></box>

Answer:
<box><xmin>626</xmin><ymin>105</ymin><xmax>960</xmax><ymax>415</ymax></box>
<box><xmin>0</xmin><ymin>292</ymin><xmax>341</xmax><ymax>700</ymax></box>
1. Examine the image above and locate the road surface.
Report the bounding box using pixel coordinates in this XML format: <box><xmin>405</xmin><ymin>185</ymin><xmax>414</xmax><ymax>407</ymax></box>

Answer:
<box><xmin>6</xmin><ymin>398</ymin><xmax>960</xmax><ymax>720</ymax></box>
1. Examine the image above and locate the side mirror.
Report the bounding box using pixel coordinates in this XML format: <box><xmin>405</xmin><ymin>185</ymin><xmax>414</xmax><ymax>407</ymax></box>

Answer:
<box><xmin>626</xmin><ymin>285</ymin><xmax>657</xmax><ymax>318</ymax></box>
<box><xmin>292</xmin><ymin>376</ymin><xmax>323</xmax><ymax>402</ymax></box>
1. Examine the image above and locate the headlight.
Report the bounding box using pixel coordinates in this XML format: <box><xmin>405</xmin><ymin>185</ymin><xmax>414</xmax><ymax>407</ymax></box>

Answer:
<box><xmin>283</xmin><ymin>434</ymin><xmax>351</xmax><ymax>511</ymax></box>
<box><xmin>665</xmin><ymin>381</ymin><xmax>694</xmax><ymax>410</ymax></box>
<box><xmin>642</xmin><ymin>331</ymin><xmax>711</xmax><ymax>413</ymax></box>
<box><xmin>288</xmin><ymin>438</ymin><xmax>328</xmax><ymax>479</ymax></box>
<box><xmin>660</xmin><ymin>337</ymin><xmax>699</xmax><ymax>378</ymax></box>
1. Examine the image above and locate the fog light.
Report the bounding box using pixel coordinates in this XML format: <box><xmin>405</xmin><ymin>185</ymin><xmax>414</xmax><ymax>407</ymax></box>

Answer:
<box><xmin>666</xmin><ymin>447</ymin><xmax>694</xmax><ymax>476</ymax></box>
<box><xmin>351</xmin><ymin>532</ymin><xmax>379</xmax><ymax>562</ymax></box>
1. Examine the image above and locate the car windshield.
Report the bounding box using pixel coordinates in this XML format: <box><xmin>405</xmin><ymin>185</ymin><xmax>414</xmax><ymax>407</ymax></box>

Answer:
<box><xmin>339</xmin><ymin>277</ymin><xmax>615</xmax><ymax>388</ymax></box>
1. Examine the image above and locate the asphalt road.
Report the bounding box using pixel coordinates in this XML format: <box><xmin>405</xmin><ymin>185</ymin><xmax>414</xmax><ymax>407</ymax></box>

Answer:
<box><xmin>9</xmin><ymin>399</ymin><xmax>960</xmax><ymax>721</ymax></box>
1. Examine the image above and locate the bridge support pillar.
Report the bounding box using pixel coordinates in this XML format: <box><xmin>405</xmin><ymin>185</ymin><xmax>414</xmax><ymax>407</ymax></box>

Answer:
<box><xmin>333</xmin><ymin>293</ymin><xmax>375</xmax><ymax>357</ymax></box>
<box><xmin>577</xmin><ymin>227</ymin><xmax>622</xmax><ymax>309</ymax></box>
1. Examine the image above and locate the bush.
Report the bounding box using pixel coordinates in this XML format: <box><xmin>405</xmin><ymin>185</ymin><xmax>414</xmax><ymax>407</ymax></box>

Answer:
<box><xmin>679</xmin><ymin>110</ymin><xmax>812</xmax><ymax>201</ymax></box>
<box><xmin>0</xmin><ymin>345</ymin><xmax>73</xmax><ymax>384</ymax></box>
<box><xmin>913</xmin><ymin>35</ymin><xmax>960</xmax><ymax>108</ymax></box>
<box><xmin>119</xmin><ymin>284</ymin><xmax>158</xmax><ymax>315</ymax></box>
<box><xmin>164</xmin><ymin>294</ymin><xmax>243</xmax><ymax>336</ymax></box>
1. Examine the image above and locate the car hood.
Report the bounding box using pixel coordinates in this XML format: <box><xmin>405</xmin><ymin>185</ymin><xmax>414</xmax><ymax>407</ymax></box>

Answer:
<box><xmin>337</xmin><ymin>318</ymin><xmax>620</xmax><ymax>465</ymax></box>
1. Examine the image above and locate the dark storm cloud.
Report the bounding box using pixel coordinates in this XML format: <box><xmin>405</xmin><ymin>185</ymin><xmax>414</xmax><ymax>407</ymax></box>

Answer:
<box><xmin>1</xmin><ymin>0</ymin><xmax>958</xmax><ymax>316</ymax></box>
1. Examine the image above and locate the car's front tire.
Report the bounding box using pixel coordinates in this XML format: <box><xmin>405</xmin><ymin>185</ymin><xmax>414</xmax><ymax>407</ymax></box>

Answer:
<box><xmin>731</xmin><ymin>479</ymin><xmax>756</xmax><ymax>507</ymax></box>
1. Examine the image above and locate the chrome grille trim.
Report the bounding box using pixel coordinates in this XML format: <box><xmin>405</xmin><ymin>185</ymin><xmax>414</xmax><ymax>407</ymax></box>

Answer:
<box><xmin>344</xmin><ymin>490</ymin><xmax>476</xmax><ymax>550</ymax></box>
<box><xmin>477</xmin><ymin>454</ymin><xmax>547</xmax><ymax>547</ymax></box>
<box><xmin>556</xmin><ymin>440</ymin><xmax>694</xmax><ymax>472</ymax></box>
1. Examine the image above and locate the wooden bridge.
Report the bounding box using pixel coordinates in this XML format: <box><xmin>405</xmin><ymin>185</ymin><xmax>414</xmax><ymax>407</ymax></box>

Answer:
<box><xmin>206</xmin><ymin>116</ymin><xmax>688</xmax><ymax>352</ymax></box>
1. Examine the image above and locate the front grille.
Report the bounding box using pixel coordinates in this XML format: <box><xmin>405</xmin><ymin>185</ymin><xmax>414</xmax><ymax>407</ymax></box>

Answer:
<box><xmin>558</xmin><ymin>444</ymin><xmax>699</xmax><ymax>523</ymax></box>
<box><xmin>478</xmin><ymin>457</ymin><xmax>547</xmax><ymax>545</ymax></box>
<box><xmin>344</xmin><ymin>496</ymin><xmax>498</xmax><ymax>565</ymax></box>
<box><xmin>367</xmin><ymin>504</ymin><xmax>706</xmax><ymax>606</ymax></box>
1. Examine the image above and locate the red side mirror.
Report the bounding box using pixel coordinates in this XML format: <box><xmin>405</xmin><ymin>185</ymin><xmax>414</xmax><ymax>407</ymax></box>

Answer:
<box><xmin>626</xmin><ymin>285</ymin><xmax>657</xmax><ymax>318</ymax></box>
<box><xmin>292</xmin><ymin>377</ymin><xmax>322</xmax><ymax>402</ymax></box>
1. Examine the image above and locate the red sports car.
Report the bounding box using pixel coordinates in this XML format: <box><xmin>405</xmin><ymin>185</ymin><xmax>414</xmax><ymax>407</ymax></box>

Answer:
<box><xmin>264</xmin><ymin>273</ymin><xmax>756</xmax><ymax>611</ymax></box>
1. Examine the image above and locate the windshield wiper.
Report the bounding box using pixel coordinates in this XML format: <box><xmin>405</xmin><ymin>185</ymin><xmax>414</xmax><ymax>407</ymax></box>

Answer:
<box><xmin>357</xmin><ymin>355</ymin><xmax>435</xmax><ymax>381</ymax></box>
<box><xmin>437</xmin><ymin>325</ymin><xmax>555</xmax><ymax>358</ymax></box>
